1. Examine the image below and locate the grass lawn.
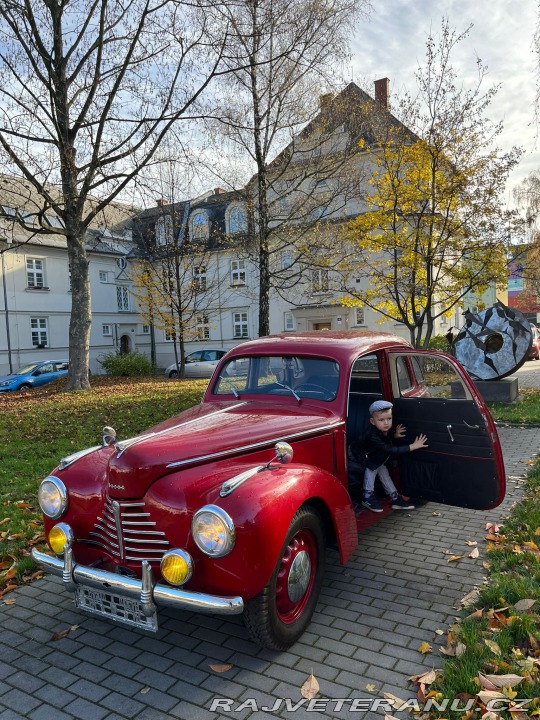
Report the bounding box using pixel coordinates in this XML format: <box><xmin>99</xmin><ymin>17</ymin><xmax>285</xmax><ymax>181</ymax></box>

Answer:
<box><xmin>0</xmin><ymin>375</ymin><xmax>207</xmax><ymax>597</ymax></box>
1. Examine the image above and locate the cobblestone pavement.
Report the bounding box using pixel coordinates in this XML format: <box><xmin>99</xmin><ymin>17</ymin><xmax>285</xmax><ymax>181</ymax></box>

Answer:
<box><xmin>1</xmin><ymin>384</ymin><xmax>539</xmax><ymax>720</ymax></box>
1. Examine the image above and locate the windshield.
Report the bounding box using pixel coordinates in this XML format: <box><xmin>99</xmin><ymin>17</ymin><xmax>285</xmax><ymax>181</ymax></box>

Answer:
<box><xmin>213</xmin><ymin>356</ymin><xmax>340</xmax><ymax>401</ymax></box>
<box><xmin>14</xmin><ymin>364</ymin><xmax>40</xmax><ymax>375</ymax></box>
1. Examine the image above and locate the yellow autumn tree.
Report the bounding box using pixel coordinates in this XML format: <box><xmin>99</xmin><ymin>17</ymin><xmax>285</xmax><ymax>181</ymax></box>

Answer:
<box><xmin>340</xmin><ymin>20</ymin><xmax>522</xmax><ymax>347</ymax></box>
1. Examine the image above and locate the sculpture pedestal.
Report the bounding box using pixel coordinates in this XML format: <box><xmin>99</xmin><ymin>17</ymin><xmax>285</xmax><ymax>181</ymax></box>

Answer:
<box><xmin>472</xmin><ymin>377</ymin><xmax>518</xmax><ymax>403</ymax></box>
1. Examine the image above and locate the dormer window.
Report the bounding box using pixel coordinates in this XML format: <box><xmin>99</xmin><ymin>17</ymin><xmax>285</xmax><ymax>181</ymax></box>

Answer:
<box><xmin>155</xmin><ymin>215</ymin><xmax>173</xmax><ymax>246</ymax></box>
<box><xmin>191</xmin><ymin>211</ymin><xmax>209</xmax><ymax>240</ymax></box>
<box><xmin>226</xmin><ymin>203</ymin><xmax>247</xmax><ymax>234</ymax></box>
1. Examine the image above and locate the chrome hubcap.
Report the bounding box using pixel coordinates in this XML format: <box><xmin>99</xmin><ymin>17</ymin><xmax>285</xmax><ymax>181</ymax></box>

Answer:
<box><xmin>287</xmin><ymin>550</ymin><xmax>311</xmax><ymax>602</ymax></box>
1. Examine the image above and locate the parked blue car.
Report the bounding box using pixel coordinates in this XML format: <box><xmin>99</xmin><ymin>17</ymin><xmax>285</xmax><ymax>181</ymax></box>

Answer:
<box><xmin>0</xmin><ymin>360</ymin><xmax>69</xmax><ymax>392</ymax></box>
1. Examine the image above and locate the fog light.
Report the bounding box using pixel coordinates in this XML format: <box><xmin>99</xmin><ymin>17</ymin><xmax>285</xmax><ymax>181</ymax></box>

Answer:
<box><xmin>48</xmin><ymin>523</ymin><xmax>74</xmax><ymax>554</ymax></box>
<box><xmin>161</xmin><ymin>550</ymin><xmax>193</xmax><ymax>586</ymax></box>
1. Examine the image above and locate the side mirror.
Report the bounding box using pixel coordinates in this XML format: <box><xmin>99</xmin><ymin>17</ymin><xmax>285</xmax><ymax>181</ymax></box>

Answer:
<box><xmin>274</xmin><ymin>441</ymin><xmax>293</xmax><ymax>465</ymax></box>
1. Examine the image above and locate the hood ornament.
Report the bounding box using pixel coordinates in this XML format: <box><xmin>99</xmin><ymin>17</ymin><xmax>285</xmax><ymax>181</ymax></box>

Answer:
<box><xmin>102</xmin><ymin>426</ymin><xmax>117</xmax><ymax>447</ymax></box>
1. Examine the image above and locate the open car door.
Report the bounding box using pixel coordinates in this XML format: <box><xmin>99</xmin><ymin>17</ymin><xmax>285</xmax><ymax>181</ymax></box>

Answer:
<box><xmin>385</xmin><ymin>350</ymin><xmax>506</xmax><ymax>510</ymax></box>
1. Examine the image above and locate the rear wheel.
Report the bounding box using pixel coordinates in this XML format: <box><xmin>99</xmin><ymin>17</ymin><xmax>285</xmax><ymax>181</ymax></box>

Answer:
<box><xmin>168</xmin><ymin>370</ymin><xmax>179</xmax><ymax>379</ymax></box>
<box><xmin>244</xmin><ymin>506</ymin><xmax>325</xmax><ymax>650</ymax></box>
<box><xmin>18</xmin><ymin>384</ymin><xmax>32</xmax><ymax>392</ymax></box>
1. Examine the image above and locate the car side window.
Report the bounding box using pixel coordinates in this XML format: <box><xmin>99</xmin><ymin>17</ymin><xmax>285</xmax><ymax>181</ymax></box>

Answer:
<box><xmin>349</xmin><ymin>353</ymin><xmax>382</xmax><ymax>394</ymax></box>
<box><xmin>56</xmin><ymin>362</ymin><xmax>69</xmax><ymax>371</ymax></box>
<box><xmin>37</xmin><ymin>363</ymin><xmax>54</xmax><ymax>374</ymax></box>
<box><xmin>394</xmin><ymin>354</ymin><xmax>471</xmax><ymax>400</ymax></box>
<box><xmin>185</xmin><ymin>352</ymin><xmax>202</xmax><ymax>363</ymax></box>
<box><xmin>203</xmin><ymin>351</ymin><xmax>218</xmax><ymax>361</ymax></box>
<box><xmin>396</xmin><ymin>357</ymin><xmax>413</xmax><ymax>393</ymax></box>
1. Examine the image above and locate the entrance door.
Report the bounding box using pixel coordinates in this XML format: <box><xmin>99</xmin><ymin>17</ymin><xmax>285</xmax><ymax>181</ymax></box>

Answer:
<box><xmin>314</xmin><ymin>322</ymin><xmax>331</xmax><ymax>331</ymax></box>
<box><xmin>120</xmin><ymin>335</ymin><xmax>131</xmax><ymax>355</ymax></box>
<box><xmin>386</xmin><ymin>350</ymin><xmax>506</xmax><ymax>510</ymax></box>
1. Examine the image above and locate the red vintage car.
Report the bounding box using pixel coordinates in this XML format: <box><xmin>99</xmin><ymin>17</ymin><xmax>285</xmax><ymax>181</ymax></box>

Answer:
<box><xmin>32</xmin><ymin>331</ymin><xmax>505</xmax><ymax>650</ymax></box>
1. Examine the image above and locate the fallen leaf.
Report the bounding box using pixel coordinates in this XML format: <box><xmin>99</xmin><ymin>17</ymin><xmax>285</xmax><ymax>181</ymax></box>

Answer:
<box><xmin>140</xmin><ymin>687</ymin><xmax>150</xmax><ymax>695</ymax></box>
<box><xmin>523</xmin><ymin>541</ymin><xmax>540</xmax><ymax>553</ymax></box>
<box><xmin>448</xmin><ymin>555</ymin><xmax>465</xmax><ymax>562</ymax></box>
<box><xmin>460</xmin><ymin>588</ymin><xmax>480</xmax><ymax>606</ymax></box>
<box><xmin>466</xmin><ymin>608</ymin><xmax>484</xmax><ymax>621</ymax></box>
<box><xmin>477</xmin><ymin>690</ymin><xmax>506</xmax><ymax>704</ymax></box>
<box><xmin>485</xmin><ymin>522</ymin><xmax>500</xmax><ymax>534</ymax></box>
<box><xmin>439</xmin><ymin>646</ymin><xmax>455</xmax><ymax>656</ymax></box>
<box><xmin>382</xmin><ymin>692</ymin><xmax>407</xmax><ymax>709</ymax></box>
<box><xmin>209</xmin><ymin>664</ymin><xmax>233</xmax><ymax>673</ymax></box>
<box><xmin>0</xmin><ymin>518</ymin><xmax>10</xmax><ymax>526</ymax></box>
<box><xmin>50</xmin><ymin>629</ymin><xmax>70</xmax><ymax>641</ymax></box>
<box><xmin>417</xmin><ymin>641</ymin><xmax>432</xmax><ymax>654</ymax></box>
<box><xmin>485</xmin><ymin>534</ymin><xmax>503</xmax><ymax>542</ymax></box>
<box><xmin>2</xmin><ymin>598</ymin><xmax>15</xmax><ymax>605</ymax></box>
<box><xmin>435</xmin><ymin>629</ymin><xmax>445</xmax><ymax>635</ymax></box>
<box><xmin>15</xmin><ymin>502</ymin><xmax>32</xmax><ymax>509</ymax></box>
<box><xmin>465</xmin><ymin>540</ymin><xmax>478</xmax><ymax>546</ymax></box>
<box><xmin>482</xmin><ymin>674</ymin><xmax>524</xmax><ymax>689</ymax></box>
<box><xmin>366</xmin><ymin>684</ymin><xmax>377</xmax><ymax>692</ymax></box>
<box><xmin>513</xmin><ymin>599</ymin><xmax>536</xmax><ymax>612</ymax></box>
<box><xmin>469</xmin><ymin>547</ymin><xmax>480</xmax><ymax>559</ymax></box>
<box><xmin>455</xmin><ymin>642</ymin><xmax>466</xmax><ymax>657</ymax></box>
<box><xmin>484</xmin><ymin>639</ymin><xmax>501</xmax><ymax>655</ymax></box>
<box><xmin>7</xmin><ymin>533</ymin><xmax>24</xmax><ymax>540</ymax></box>
<box><xmin>300</xmin><ymin>672</ymin><xmax>319</xmax><ymax>700</ymax></box>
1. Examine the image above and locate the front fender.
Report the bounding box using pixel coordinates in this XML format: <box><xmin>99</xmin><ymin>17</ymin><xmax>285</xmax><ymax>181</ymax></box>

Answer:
<box><xmin>185</xmin><ymin>463</ymin><xmax>357</xmax><ymax>600</ymax></box>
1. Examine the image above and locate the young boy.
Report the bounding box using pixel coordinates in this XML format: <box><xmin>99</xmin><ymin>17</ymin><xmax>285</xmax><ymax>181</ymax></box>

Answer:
<box><xmin>360</xmin><ymin>400</ymin><xmax>428</xmax><ymax>512</ymax></box>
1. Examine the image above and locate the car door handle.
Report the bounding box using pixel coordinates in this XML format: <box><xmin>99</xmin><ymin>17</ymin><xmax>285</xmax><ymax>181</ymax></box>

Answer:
<box><xmin>447</xmin><ymin>424</ymin><xmax>455</xmax><ymax>442</ymax></box>
<box><xmin>463</xmin><ymin>420</ymin><xmax>480</xmax><ymax>429</ymax></box>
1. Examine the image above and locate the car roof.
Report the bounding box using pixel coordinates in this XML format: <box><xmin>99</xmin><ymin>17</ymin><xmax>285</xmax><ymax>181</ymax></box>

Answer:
<box><xmin>225</xmin><ymin>330</ymin><xmax>412</xmax><ymax>367</ymax></box>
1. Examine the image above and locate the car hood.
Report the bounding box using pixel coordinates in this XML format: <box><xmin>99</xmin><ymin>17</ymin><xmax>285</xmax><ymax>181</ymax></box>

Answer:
<box><xmin>0</xmin><ymin>373</ymin><xmax>19</xmax><ymax>383</ymax></box>
<box><xmin>105</xmin><ymin>399</ymin><xmax>341</xmax><ymax>498</ymax></box>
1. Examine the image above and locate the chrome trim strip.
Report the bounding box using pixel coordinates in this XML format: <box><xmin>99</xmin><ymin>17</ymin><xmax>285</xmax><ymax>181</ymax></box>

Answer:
<box><xmin>59</xmin><ymin>445</ymin><xmax>102</xmax><ymax>470</ymax></box>
<box><xmin>220</xmin><ymin>466</ymin><xmax>263</xmax><ymax>497</ymax></box>
<box><xmin>166</xmin><ymin>421</ymin><xmax>345</xmax><ymax>469</ymax></box>
<box><xmin>31</xmin><ymin>548</ymin><xmax>244</xmax><ymax>616</ymax></box>
<box><xmin>112</xmin><ymin>501</ymin><xmax>125</xmax><ymax>562</ymax></box>
<box><xmin>115</xmin><ymin>402</ymin><xmax>249</xmax><ymax>457</ymax></box>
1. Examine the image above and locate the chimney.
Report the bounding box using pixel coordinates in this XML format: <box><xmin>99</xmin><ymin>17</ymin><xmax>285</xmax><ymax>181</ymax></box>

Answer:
<box><xmin>319</xmin><ymin>93</ymin><xmax>333</xmax><ymax>112</ymax></box>
<box><xmin>374</xmin><ymin>78</ymin><xmax>390</xmax><ymax>110</ymax></box>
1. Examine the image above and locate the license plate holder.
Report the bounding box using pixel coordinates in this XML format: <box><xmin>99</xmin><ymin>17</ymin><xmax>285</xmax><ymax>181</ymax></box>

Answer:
<box><xmin>74</xmin><ymin>585</ymin><xmax>158</xmax><ymax>632</ymax></box>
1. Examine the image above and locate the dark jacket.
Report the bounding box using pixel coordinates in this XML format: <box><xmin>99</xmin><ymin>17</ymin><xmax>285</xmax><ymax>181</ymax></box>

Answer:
<box><xmin>351</xmin><ymin>423</ymin><xmax>410</xmax><ymax>471</ymax></box>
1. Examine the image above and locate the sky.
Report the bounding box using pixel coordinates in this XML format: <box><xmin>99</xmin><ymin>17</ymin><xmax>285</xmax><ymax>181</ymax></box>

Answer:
<box><xmin>350</xmin><ymin>0</ymin><xmax>538</xmax><ymax>206</ymax></box>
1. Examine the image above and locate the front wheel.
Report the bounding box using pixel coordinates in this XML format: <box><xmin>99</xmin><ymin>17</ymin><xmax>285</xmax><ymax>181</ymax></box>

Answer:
<box><xmin>168</xmin><ymin>370</ymin><xmax>179</xmax><ymax>379</ymax></box>
<box><xmin>18</xmin><ymin>384</ymin><xmax>32</xmax><ymax>392</ymax></box>
<box><xmin>244</xmin><ymin>506</ymin><xmax>325</xmax><ymax>650</ymax></box>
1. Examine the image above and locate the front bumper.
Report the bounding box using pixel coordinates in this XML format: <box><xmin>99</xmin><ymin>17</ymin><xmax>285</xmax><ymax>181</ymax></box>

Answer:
<box><xmin>31</xmin><ymin>547</ymin><xmax>244</xmax><ymax>625</ymax></box>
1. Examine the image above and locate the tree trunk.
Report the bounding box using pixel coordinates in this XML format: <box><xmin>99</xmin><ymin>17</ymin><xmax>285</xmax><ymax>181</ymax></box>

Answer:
<box><xmin>67</xmin><ymin>233</ymin><xmax>91</xmax><ymax>390</ymax></box>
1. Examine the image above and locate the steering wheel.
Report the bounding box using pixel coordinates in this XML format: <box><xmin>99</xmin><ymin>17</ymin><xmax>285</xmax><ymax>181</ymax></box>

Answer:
<box><xmin>294</xmin><ymin>383</ymin><xmax>334</xmax><ymax>400</ymax></box>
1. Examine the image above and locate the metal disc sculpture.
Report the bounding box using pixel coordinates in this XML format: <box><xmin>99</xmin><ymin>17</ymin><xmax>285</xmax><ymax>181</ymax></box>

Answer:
<box><xmin>454</xmin><ymin>301</ymin><xmax>533</xmax><ymax>380</ymax></box>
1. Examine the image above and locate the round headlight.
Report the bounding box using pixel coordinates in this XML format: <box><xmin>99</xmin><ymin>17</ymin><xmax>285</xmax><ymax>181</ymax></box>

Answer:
<box><xmin>38</xmin><ymin>476</ymin><xmax>68</xmax><ymax>519</ymax></box>
<box><xmin>48</xmin><ymin>523</ymin><xmax>74</xmax><ymax>555</ymax></box>
<box><xmin>161</xmin><ymin>550</ymin><xmax>193</xmax><ymax>585</ymax></box>
<box><xmin>191</xmin><ymin>505</ymin><xmax>235</xmax><ymax>558</ymax></box>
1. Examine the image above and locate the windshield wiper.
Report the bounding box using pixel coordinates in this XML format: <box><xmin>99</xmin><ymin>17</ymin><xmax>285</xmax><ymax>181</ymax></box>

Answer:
<box><xmin>275</xmin><ymin>382</ymin><xmax>300</xmax><ymax>402</ymax></box>
<box><xmin>219</xmin><ymin>376</ymin><xmax>239</xmax><ymax>398</ymax></box>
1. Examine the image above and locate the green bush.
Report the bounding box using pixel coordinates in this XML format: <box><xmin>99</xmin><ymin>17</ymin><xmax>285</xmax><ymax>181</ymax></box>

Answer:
<box><xmin>98</xmin><ymin>351</ymin><xmax>155</xmax><ymax>377</ymax></box>
<box><xmin>427</xmin><ymin>334</ymin><xmax>455</xmax><ymax>354</ymax></box>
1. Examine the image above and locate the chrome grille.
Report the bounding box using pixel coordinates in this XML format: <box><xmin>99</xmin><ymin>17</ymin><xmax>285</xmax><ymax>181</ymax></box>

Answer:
<box><xmin>84</xmin><ymin>497</ymin><xmax>170</xmax><ymax>564</ymax></box>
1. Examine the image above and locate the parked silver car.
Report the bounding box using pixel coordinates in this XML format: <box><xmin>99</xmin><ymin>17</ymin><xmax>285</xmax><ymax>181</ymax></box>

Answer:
<box><xmin>165</xmin><ymin>349</ymin><xmax>227</xmax><ymax>378</ymax></box>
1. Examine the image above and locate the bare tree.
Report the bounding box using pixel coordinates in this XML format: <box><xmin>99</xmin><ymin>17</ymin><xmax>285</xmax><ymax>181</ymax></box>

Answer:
<box><xmin>203</xmin><ymin>0</ymin><xmax>371</xmax><ymax>336</ymax></box>
<box><xmin>0</xmin><ymin>0</ymin><xmax>229</xmax><ymax>389</ymax></box>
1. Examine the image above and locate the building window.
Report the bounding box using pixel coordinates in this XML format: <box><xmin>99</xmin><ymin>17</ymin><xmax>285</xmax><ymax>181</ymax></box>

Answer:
<box><xmin>164</xmin><ymin>330</ymin><xmax>176</xmax><ymax>342</ymax></box>
<box><xmin>142</xmin><ymin>324</ymin><xmax>150</xmax><ymax>334</ymax></box>
<box><xmin>314</xmin><ymin>179</ymin><xmax>329</xmax><ymax>191</ymax></box>
<box><xmin>354</xmin><ymin>306</ymin><xmax>365</xmax><ymax>326</ymax></box>
<box><xmin>230</xmin><ymin>260</ymin><xmax>246</xmax><ymax>286</ymax></box>
<box><xmin>99</xmin><ymin>271</ymin><xmax>108</xmax><ymax>283</ymax></box>
<box><xmin>102</xmin><ymin>324</ymin><xmax>112</xmax><ymax>336</ymax></box>
<box><xmin>191</xmin><ymin>211</ymin><xmax>208</xmax><ymax>240</ymax></box>
<box><xmin>227</xmin><ymin>204</ymin><xmax>247</xmax><ymax>234</ymax></box>
<box><xmin>116</xmin><ymin>286</ymin><xmax>130</xmax><ymax>311</ymax></box>
<box><xmin>27</xmin><ymin>258</ymin><xmax>45</xmax><ymax>288</ymax></box>
<box><xmin>31</xmin><ymin>317</ymin><xmax>48</xmax><ymax>346</ymax></box>
<box><xmin>233</xmin><ymin>312</ymin><xmax>249</xmax><ymax>339</ymax></box>
<box><xmin>284</xmin><ymin>312</ymin><xmax>294</xmax><ymax>331</ymax></box>
<box><xmin>193</xmin><ymin>265</ymin><xmax>207</xmax><ymax>293</ymax></box>
<box><xmin>196</xmin><ymin>315</ymin><xmax>210</xmax><ymax>340</ymax></box>
<box><xmin>282</xmin><ymin>252</ymin><xmax>293</xmax><ymax>269</ymax></box>
<box><xmin>155</xmin><ymin>215</ymin><xmax>173</xmax><ymax>246</ymax></box>
<box><xmin>311</xmin><ymin>269</ymin><xmax>329</xmax><ymax>293</ymax></box>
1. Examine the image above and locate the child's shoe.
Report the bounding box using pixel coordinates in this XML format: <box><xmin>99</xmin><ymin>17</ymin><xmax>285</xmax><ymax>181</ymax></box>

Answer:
<box><xmin>391</xmin><ymin>494</ymin><xmax>415</xmax><ymax>510</ymax></box>
<box><xmin>362</xmin><ymin>495</ymin><xmax>383</xmax><ymax>512</ymax></box>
